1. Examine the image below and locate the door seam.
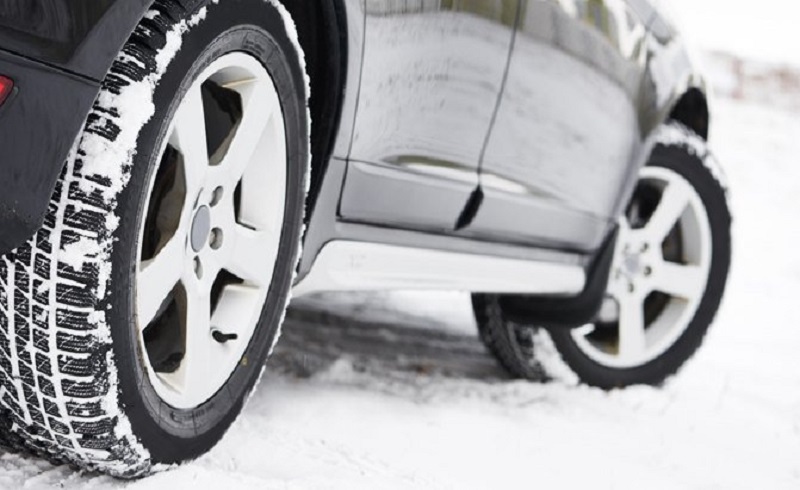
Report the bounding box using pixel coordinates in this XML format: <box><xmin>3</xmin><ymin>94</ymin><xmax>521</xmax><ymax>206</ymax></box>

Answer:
<box><xmin>476</xmin><ymin>0</ymin><xmax>522</xmax><ymax>178</ymax></box>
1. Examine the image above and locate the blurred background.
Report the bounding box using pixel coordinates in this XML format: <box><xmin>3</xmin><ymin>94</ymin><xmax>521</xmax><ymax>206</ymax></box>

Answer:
<box><xmin>672</xmin><ymin>0</ymin><xmax>800</xmax><ymax>111</ymax></box>
<box><xmin>671</xmin><ymin>0</ymin><xmax>800</xmax><ymax>66</ymax></box>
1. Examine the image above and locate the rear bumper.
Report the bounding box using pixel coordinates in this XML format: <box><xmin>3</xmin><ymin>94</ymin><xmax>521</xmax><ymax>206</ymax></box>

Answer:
<box><xmin>0</xmin><ymin>49</ymin><xmax>99</xmax><ymax>253</ymax></box>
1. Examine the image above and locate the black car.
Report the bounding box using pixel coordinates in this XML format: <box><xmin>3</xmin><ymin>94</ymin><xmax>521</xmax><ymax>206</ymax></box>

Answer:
<box><xmin>0</xmin><ymin>0</ymin><xmax>730</xmax><ymax>477</ymax></box>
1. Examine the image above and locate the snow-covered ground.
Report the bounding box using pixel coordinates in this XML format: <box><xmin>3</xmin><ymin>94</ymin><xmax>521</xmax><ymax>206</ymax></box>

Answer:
<box><xmin>2</xmin><ymin>60</ymin><xmax>799</xmax><ymax>488</ymax></box>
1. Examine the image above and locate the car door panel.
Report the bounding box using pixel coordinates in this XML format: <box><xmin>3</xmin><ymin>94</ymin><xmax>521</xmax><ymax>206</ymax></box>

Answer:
<box><xmin>466</xmin><ymin>0</ymin><xmax>648</xmax><ymax>252</ymax></box>
<box><xmin>341</xmin><ymin>0</ymin><xmax>519</xmax><ymax>233</ymax></box>
<box><xmin>340</xmin><ymin>160</ymin><xmax>475</xmax><ymax>230</ymax></box>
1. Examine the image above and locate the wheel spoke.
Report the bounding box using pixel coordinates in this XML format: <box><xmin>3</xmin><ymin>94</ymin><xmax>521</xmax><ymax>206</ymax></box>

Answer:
<box><xmin>217</xmin><ymin>80</ymin><xmax>279</xmax><ymax>183</ymax></box>
<box><xmin>137</xmin><ymin>236</ymin><xmax>185</xmax><ymax>330</ymax></box>
<box><xmin>211</xmin><ymin>285</ymin><xmax>263</xmax><ymax>339</ymax></box>
<box><xmin>645</xmin><ymin>177</ymin><xmax>691</xmax><ymax>241</ymax></box>
<box><xmin>653</xmin><ymin>261</ymin><xmax>706</xmax><ymax>300</ymax></box>
<box><xmin>178</xmin><ymin>285</ymin><xmax>214</xmax><ymax>398</ymax></box>
<box><xmin>225</xmin><ymin>225</ymin><xmax>275</xmax><ymax>286</ymax></box>
<box><xmin>169</xmin><ymin>85</ymin><xmax>208</xmax><ymax>195</ymax></box>
<box><xmin>617</xmin><ymin>295</ymin><xmax>647</xmax><ymax>361</ymax></box>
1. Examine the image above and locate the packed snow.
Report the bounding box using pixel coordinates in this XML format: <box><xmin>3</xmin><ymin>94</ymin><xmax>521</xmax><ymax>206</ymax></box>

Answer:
<box><xmin>2</xmin><ymin>56</ymin><xmax>799</xmax><ymax>487</ymax></box>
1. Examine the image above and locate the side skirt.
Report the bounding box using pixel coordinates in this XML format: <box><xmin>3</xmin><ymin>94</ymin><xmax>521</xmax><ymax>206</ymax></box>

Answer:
<box><xmin>292</xmin><ymin>240</ymin><xmax>586</xmax><ymax>297</ymax></box>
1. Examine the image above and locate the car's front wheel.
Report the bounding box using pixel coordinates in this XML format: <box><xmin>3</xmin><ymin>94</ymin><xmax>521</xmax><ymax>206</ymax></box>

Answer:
<box><xmin>0</xmin><ymin>0</ymin><xmax>308</xmax><ymax>476</ymax></box>
<box><xmin>475</xmin><ymin>124</ymin><xmax>732</xmax><ymax>389</ymax></box>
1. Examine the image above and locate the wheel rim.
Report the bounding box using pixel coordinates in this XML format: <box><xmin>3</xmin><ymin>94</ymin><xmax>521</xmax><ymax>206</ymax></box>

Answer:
<box><xmin>135</xmin><ymin>52</ymin><xmax>286</xmax><ymax>409</ymax></box>
<box><xmin>571</xmin><ymin>166</ymin><xmax>713</xmax><ymax>369</ymax></box>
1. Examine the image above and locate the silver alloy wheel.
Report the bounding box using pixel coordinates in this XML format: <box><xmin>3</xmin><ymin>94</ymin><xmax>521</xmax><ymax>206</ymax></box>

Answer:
<box><xmin>571</xmin><ymin>166</ymin><xmax>713</xmax><ymax>369</ymax></box>
<box><xmin>135</xmin><ymin>52</ymin><xmax>287</xmax><ymax>409</ymax></box>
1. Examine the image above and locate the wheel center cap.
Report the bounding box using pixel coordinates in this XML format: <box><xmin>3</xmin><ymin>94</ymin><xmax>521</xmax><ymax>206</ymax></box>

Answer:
<box><xmin>190</xmin><ymin>205</ymin><xmax>211</xmax><ymax>252</ymax></box>
<box><xmin>622</xmin><ymin>251</ymin><xmax>642</xmax><ymax>277</ymax></box>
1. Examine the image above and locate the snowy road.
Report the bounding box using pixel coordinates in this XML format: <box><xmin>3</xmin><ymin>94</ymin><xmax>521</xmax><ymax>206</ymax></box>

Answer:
<box><xmin>3</xmin><ymin>92</ymin><xmax>800</xmax><ymax>489</ymax></box>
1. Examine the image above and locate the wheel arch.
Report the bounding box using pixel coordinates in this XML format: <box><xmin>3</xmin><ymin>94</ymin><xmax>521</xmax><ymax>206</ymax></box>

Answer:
<box><xmin>277</xmin><ymin>0</ymin><xmax>348</xmax><ymax>215</ymax></box>
<box><xmin>0</xmin><ymin>0</ymin><xmax>349</xmax><ymax>255</ymax></box>
<box><xmin>91</xmin><ymin>0</ymin><xmax>351</xmax><ymax>214</ymax></box>
<box><xmin>668</xmin><ymin>86</ymin><xmax>710</xmax><ymax>140</ymax></box>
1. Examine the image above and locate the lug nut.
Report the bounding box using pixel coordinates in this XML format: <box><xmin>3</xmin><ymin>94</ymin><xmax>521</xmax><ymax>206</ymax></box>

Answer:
<box><xmin>193</xmin><ymin>257</ymin><xmax>203</xmax><ymax>279</ymax></box>
<box><xmin>209</xmin><ymin>228</ymin><xmax>224</xmax><ymax>250</ymax></box>
<box><xmin>210</xmin><ymin>186</ymin><xmax>224</xmax><ymax>207</ymax></box>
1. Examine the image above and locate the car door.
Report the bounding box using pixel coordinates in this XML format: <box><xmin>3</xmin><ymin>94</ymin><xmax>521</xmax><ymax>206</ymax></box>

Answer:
<box><xmin>465</xmin><ymin>0</ymin><xmax>649</xmax><ymax>252</ymax></box>
<box><xmin>340</xmin><ymin>0</ymin><xmax>519</xmax><ymax>233</ymax></box>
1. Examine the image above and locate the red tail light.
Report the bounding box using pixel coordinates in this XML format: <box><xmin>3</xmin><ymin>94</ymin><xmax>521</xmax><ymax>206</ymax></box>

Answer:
<box><xmin>0</xmin><ymin>76</ymin><xmax>13</xmax><ymax>107</ymax></box>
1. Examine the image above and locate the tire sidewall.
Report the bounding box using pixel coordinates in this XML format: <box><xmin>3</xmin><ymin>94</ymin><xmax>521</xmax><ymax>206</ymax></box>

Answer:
<box><xmin>108</xmin><ymin>0</ymin><xmax>307</xmax><ymax>463</ymax></box>
<box><xmin>548</xmin><ymin>143</ymin><xmax>732</xmax><ymax>388</ymax></box>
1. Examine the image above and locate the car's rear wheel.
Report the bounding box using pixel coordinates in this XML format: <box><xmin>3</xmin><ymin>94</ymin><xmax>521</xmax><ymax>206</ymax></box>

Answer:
<box><xmin>0</xmin><ymin>0</ymin><xmax>308</xmax><ymax>476</ymax></box>
<box><xmin>475</xmin><ymin>125</ymin><xmax>731</xmax><ymax>388</ymax></box>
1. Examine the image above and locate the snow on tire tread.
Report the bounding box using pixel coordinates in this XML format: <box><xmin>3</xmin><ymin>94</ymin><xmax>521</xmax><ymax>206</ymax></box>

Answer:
<box><xmin>0</xmin><ymin>0</ymin><xmax>206</xmax><ymax>477</ymax></box>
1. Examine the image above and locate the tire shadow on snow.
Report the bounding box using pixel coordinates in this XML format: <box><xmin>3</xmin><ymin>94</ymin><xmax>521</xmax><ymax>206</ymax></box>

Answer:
<box><xmin>271</xmin><ymin>294</ymin><xmax>527</xmax><ymax>383</ymax></box>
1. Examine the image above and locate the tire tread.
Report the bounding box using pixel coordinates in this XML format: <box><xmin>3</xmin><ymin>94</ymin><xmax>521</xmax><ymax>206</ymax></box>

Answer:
<box><xmin>0</xmin><ymin>0</ymin><xmax>187</xmax><ymax>477</ymax></box>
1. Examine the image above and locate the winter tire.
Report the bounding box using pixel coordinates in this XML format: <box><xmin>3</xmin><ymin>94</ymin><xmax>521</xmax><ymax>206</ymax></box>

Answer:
<box><xmin>475</xmin><ymin>124</ymin><xmax>731</xmax><ymax>389</ymax></box>
<box><xmin>0</xmin><ymin>0</ymin><xmax>309</xmax><ymax>477</ymax></box>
